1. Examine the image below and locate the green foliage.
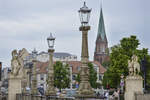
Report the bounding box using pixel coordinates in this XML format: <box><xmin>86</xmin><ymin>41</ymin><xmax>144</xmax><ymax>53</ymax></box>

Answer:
<box><xmin>102</xmin><ymin>61</ymin><xmax>111</xmax><ymax>69</ymax></box>
<box><xmin>75</xmin><ymin>73</ymin><xmax>80</xmax><ymax>83</ymax></box>
<box><xmin>75</xmin><ymin>62</ymin><xmax>99</xmax><ymax>89</ymax></box>
<box><xmin>88</xmin><ymin>62</ymin><xmax>98</xmax><ymax>89</ymax></box>
<box><xmin>54</xmin><ymin>61</ymin><xmax>70</xmax><ymax>91</ymax></box>
<box><xmin>102</xmin><ymin>35</ymin><xmax>150</xmax><ymax>89</ymax></box>
<box><xmin>146</xmin><ymin>55</ymin><xmax>150</xmax><ymax>90</ymax></box>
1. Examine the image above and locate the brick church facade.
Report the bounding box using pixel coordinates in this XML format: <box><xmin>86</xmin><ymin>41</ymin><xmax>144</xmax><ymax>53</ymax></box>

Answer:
<box><xmin>94</xmin><ymin>8</ymin><xmax>109</xmax><ymax>64</ymax></box>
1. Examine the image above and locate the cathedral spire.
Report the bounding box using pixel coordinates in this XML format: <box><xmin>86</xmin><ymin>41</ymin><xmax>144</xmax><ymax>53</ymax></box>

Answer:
<box><xmin>94</xmin><ymin>4</ymin><xmax>109</xmax><ymax>64</ymax></box>
<box><xmin>97</xmin><ymin>7</ymin><xmax>107</xmax><ymax>42</ymax></box>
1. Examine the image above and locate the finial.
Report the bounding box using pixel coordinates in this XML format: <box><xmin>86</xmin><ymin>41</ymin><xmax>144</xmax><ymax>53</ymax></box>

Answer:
<box><xmin>83</xmin><ymin>1</ymin><xmax>86</xmax><ymax>7</ymax></box>
<box><xmin>32</xmin><ymin>48</ymin><xmax>37</xmax><ymax>54</ymax></box>
<box><xmin>33</xmin><ymin>48</ymin><xmax>36</xmax><ymax>51</ymax></box>
<box><xmin>50</xmin><ymin>33</ymin><xmax>52</xmax><ymax>37</ymax></box>
<box><xmin>84</xmin><ymin>1</ymin><xmax>86</xmax><ymax>5</ymax></box>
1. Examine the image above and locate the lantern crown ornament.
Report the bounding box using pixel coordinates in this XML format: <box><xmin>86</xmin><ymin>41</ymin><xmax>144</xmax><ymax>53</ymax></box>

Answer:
<box><xmin>47</xmin><ymin>33</ymin><xmax>55</xmax><ymax>49</ymax></box>
<box><xmin>78</xmin><ymin>2</ymin><xmax>92</xmax><ymax>26</ymax></box>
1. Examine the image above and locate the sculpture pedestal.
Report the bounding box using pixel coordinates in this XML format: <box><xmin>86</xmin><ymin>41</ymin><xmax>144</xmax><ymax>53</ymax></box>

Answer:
<box><xmin>125</xmin><ymin>75</ymin><xmax>143</xmax><ymax>100</ymax></box>
<box><xmin>8</xmin><ymin>75</ymin><xmax>22</xmax><ymax>100</ymax></box>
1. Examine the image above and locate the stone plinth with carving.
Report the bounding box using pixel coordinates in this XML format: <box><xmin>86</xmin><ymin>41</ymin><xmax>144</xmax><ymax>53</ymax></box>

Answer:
<box><xmin>125</xmin><ymin>75</ymin><xmax>143</xmax><ymax>100</ymax></box>
<box><xmin>8</xmin><ymin>75</ymin><xmax>22</xmax><ymax>100</ymax></box>
<box><xmin>8</xmin><ymin>49</ymin><xmax>29</xmax><ymax>100</ymax></box>
<box><xmin>125</xmin><ymin>55</ymin><xmax>143</xmax><ymax>100</ymax></box>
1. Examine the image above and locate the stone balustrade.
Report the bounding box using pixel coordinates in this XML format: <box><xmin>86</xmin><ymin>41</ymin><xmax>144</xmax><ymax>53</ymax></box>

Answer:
<box><xmin>16</xmin><ymin>94</ymin><xmax>75</xmax><ymax>100</ymax></box>
<box><xmin>15</xmin><ymin>93</ymin><xmax>103</xmax><ymax>100</ymax></box>
<box><xmin>135</xmin><ymin>92</ymin><xmax>150</xmax><ymax>100</ymax></box>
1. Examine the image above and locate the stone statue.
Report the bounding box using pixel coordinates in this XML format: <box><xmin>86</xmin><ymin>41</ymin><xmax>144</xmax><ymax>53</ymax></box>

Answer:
<box><xmin>11</xmin><ymin>50</ymin><xmax>21</xmax><ymax>76</ymax></box>
<box><xmin>128</xmin><ymin>60</ymin><xmax>134</xmax><ymax>76</ymax></box>
<box><xmin>132</xmin><ymin>55</ymin><xmax>140</xmax><ymax>75</ymax></box>
<box><xmin>11</xmin><ymin>48</ymin><xmax>29</xmax><ymax>77</ymax></box>
<box><xmin>125</xmin><ymin>55</ymin><xmax>143</xmax><ymax>100</ymax></box>
<box><xmin>9</xmin><ymin>48</ymin><xmax>29</xmax><ymax>100</ymax></box>
<box><xmin>128</xmin><ymin>55</ymin><xmax>140</xmax><ymax>76</ymax></box>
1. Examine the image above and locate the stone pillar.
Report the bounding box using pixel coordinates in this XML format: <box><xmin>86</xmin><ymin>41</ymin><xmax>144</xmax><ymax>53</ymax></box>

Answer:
<box><xmin>125</xmin><ymin>75</ymin><xmax>143</xmax><ymax>100</ymax></box>
<box><xmin>8</xmin><ymin>75</ymin><xmax>22</xmax><ymax>100</ymax></box>
<box><xmin>45</xmin><ymin>49</ymin><xmax>56</xmax><ymax>96</ymax></box>
<box><xmin>77</xmin><ymin>26</ymin><xmax>94</xmax><ymax>98</ymax></box>
<box><xmin>70</xmin><ymin>66</ymin><xmax>73</xmax><ymax>90</ymax></box>
<box><xmin>31</xmin><ymin>60</ymin><xmax>38</xmax><ymax>94</ymax></box>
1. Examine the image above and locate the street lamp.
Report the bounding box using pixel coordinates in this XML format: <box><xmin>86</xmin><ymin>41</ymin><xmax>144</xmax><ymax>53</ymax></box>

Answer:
<box><xmin>78</xmin><ymin>2</ymin><xmax>91</xmax><ymax>26</ymax></box>
<box><xmin>77</xmin><ymin>2</ymin><xmax>94</xmax><ymax>96</ymax></box>
<box><xmin>45</xmin><ymin>33</ymin><xmax>56</xmax><ymax>96</ymax></box>
<box><xmin>47</xmin><ymin>33</ymin><xmax>55</xmax><ymax>50</ymax></box>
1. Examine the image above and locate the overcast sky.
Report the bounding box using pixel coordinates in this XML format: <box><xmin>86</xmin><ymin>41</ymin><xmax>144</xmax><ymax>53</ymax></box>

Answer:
<box><xmin>0</xmin><ymin>0</ymin><xmax>149</xmax><ymax>68</ymax></box>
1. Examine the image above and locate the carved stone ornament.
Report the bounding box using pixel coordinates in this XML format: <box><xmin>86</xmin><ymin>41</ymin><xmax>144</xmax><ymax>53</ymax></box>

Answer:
<box><xmin>11</xmin><ymin>48</ymin><xmax>29</xmax><ymax>77</ymax></box>
<box><xmin>128</xmin><ymin>55</ymin><xmax>141</xmax><ymax>76</ymax></box>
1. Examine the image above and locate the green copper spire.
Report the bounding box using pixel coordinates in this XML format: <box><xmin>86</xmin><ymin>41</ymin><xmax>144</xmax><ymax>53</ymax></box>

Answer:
<box><xmin>97</xmin><ymin>7</ymin><xmax>106</xmax><ymax>41</ymax></box>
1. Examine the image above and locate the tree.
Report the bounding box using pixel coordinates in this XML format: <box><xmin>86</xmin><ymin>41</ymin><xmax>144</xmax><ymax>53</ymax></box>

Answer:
<box><xmin>102</xmin><ymin>35</ymin><xmax>150</xmax><ymax>89</ymax></box>
<box><xmin>54</xmin><ymin>61</ymin><xmax>70</xmax><ymax>91</ymax></box>
<box><xmin>102</xmin><ymin>61</ymin><xmax>111</xmax><ymax>69</ymax></box>
<box><xmin>75</xmin><ymin>62</ymin><xmax>99</xmax><ymax>89</ymax></box>
<box><xmin>88</xmin><ymin>62</ymin><xmax>98</xmax><ymax>89</ymax></box>
<box><xmin>75</xmin><ymin>73</ymin><xmax>80</xmax><ymax>83</ymax></box>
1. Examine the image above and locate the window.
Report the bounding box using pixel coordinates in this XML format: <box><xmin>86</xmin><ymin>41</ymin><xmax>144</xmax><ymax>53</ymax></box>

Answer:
<box><xmin>77</xmin><ymin>66</ymin><xmax>80</xmax><ymax>71</ymax></box>
<box><xmin>99</xmin><ymin>75</ymin><xmax>102</xmax><ymax>80</ymax></box>
<box><xmin>40</xmin><ymin>74</ymin><xmax>44</xmax><ymax>81</ymax></box>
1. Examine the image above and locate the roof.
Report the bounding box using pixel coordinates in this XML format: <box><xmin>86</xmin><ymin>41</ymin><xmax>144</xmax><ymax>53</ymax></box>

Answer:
<box><xmin>38</xmin><ymin>52</ymin><xmax>74</xmax><ymax>57</ymax></box>
<box><xmin>93</xmin><ymin>61</ymin><xmax>106</xmax><ymax>74</ymax></box>
<box><xmin>35</xmin><ymin>61</ymin><xmax>106</xmax><ymax>74</ymax></box>
<box><xmin>36</xmin><ymin>61</ymin><xmax>47</xmax><ymax>74</ymax></box>
<box><xmin>53</xmin><ymin>52</ymin><xmax>72</xmax><ymax>57</ymax></box>
<box><xmin>65</xmin><ymin>61</ymin><xmax>82</xmax><ymax>74</ymax></box>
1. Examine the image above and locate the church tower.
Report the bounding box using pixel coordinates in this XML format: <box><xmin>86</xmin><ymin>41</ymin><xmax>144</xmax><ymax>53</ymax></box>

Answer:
<box><xmin>94</xmin><ymin>7</ymin><xmax>109</xmax><ymax>64</ymax></box>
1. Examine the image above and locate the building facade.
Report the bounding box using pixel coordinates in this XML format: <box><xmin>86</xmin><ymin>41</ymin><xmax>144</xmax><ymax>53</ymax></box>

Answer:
<box><xmin>35</xmin><ymin>61</ymin><xmax>106</xmax><ymax>91</ymax></box>
<box><xmin>94</xmin><ymin>7</ymin><xmax>109</xmax><ymax>64</ymax></box>
<box><xmin>37</xmin><ymin>52</ymin><xmax>77</xmax><ymax>62</ymax></box>
<box><xmin>24</xmin><ymin>49</ymin><xmax>77</xmax><ymax>63</ymax></box>
<box><xmin>24</xmin><ymin>49</ymin><xmax>78</xmax><ymax>90</ymax></box>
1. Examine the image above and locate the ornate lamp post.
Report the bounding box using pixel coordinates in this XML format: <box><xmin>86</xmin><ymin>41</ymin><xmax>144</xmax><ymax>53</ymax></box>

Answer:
<box><xmin>45</xmin><ymin>33</ymin><xmax>56</xmax><ymax>96</ymax></box>
<box><xmin>77</xmin><ymin>2</ymin><xmax>94</xmax><ymax>96</ymax></box>
<box><xmin>31</xmin><ymin>49</ymin><xmax>38</xmax><ymax>94</ymax></box>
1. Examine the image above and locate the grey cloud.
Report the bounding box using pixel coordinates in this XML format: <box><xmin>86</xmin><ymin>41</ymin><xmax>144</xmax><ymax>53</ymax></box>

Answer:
<box><xmin>0</xmin><ymin>0</ymin><xmax>149</xmax><ymax>67</ymax></box>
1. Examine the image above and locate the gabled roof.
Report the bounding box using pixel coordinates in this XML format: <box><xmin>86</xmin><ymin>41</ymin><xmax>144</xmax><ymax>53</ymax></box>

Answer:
<box><xmin>35</xmin><ymin>61</ymin><xmax>106</xmax><ymax>74</ymax></box>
